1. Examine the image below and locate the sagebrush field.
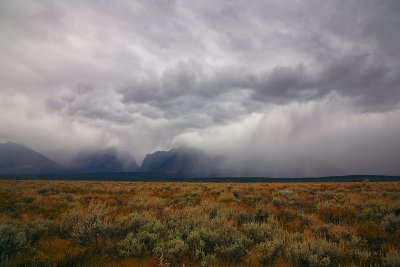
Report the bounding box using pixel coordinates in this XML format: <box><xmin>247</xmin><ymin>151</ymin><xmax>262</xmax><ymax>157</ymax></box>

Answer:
<box><xmin>1</xmin><ymin>180</ymin><xmax>400</xmax><ymax>266</ymax></box>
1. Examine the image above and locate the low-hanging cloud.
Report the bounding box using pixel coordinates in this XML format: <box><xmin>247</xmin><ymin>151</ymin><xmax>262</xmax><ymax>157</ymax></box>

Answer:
<box><xmin>1</xmin><ymin>0</ymin><xmax>399</xmax><ymax>176</ymax></box>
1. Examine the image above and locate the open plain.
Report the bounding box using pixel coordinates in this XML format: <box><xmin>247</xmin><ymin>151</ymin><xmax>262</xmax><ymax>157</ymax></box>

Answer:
<box><xmin>1</xmin><ymin>179</ymin><xmax>400</xmax><ymax>266</ymax></box>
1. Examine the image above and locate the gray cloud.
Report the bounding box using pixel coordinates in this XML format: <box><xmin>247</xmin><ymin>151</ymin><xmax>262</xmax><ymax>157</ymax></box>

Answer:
<box><xmin>0</xmin><ymin>0</ymin><xmax>400</xmax><ymax>175</ymax></box>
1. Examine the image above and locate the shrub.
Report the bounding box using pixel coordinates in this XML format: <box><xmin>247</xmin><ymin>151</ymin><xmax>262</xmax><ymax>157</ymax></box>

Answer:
<box><xmin>142</xmin><ymin>219</ymin><xmax>167</xmax><ymax>236</ymax></box>
<box><xmin>118</xmin><ymin>233</ymin><xmax>145</xmax><ymax>257</ymax></box>
<box><xmin>242</xmin><ymin>220</ymin><xmax>281</xmax><ymax>244</ymax></box>
<box><xmin>236</xmin><ymin>212</ymin><xmax>253</xmax><ymax>226</ymax></box>
<box><xmin>342</xmin><ymin>236</ymin><xmax>367</xmax><ymax>257</ymax></box>
<box><xmin>187</xmin><ymin>227</ymin><xmax>218</xmax><ymax>262</ymax></box>
<box><xmin>176</xmin><ymin>192</ymin><xmax>200</xmax><ymax>206</ymax></box>
<box><xmin>0</xmin><ymin>255</ymin><xmax>12</xmax><ymax>267</ymax></box>
<box><xmin>200</xmin><ymin>202</ymin><xmax>219</xmax><ymax>220</ymax></box>
<box><xmin>164</xmin><ymin>212</ymin><xmax>196</xmax><ymax>241</ymax></box>
<box><xmin>37</xmin><ymin>187</ymin><xmax>62</xmax><ymax>195</ymax></box>
<box><xmin>128</xmin><ymin>195</ymin><xmax>166</xmax><ymax>210</ymax></box>
<box><xmin>209</xmin><ymin>206</ymin><xmax>218</xmax><ymax>220</ymax></box>
<box><xmin>383</xmin><ymin>250</ymin><xmax>400</xmax><ymax>267</ymax></box>
<box><xmin>219</xmin><ymin>191</ymin><xmax>236</xmax><ymax>203</ymax></box>
<box><xmin>60</xmin><ymin>203</ymin><xmax>110</xmax><ymax>248</ymax></box>
<box><xmin>254</xmin><ymin>208</ymin><xmax>269</xmax><ymax>222</ymax></box>
<box><xmin>272</xmin><ymin>199</ymin><xmax>284</xmax><ymax>208</ymax></box>
<box><xmin>275</xmin><ymin>189</ymin><xmax>297</xmax><ymax>206</ymax></box>
<box><xmin>383</xmin><ymin>214</ymin><xmax>400</xmax><ymax>233</ymax></box>
<box><xmin>394</xmin><ymin>205</ymin><xmax>400</xmax><ymax>216</ymax></box>
<box><xmin>214</xmin><ymin>226</ymin><xmax>250</xmax><ymax>263</ymax></box>
<box><xmin>286</xmin><ymin>238</ymin><xmax>339</xmax><ymax>267</ymax></box>
<box><xmin>326</xmin><ymin>225</ymin><xmax>351</xmax><ymax>243</ymax></box>
<box><xmin>24</xmin><ymin>220</ymin><xmax>50</xmax><ymax>244</ymax></box>
<box><xmin>22</xmin><ymin>196</ymin><xmax>35</xmax><ymax>203</ymax></box>
<box><xmin>356</xmin><ymin>201</ymin><xmax>390</xmax><ymax>221</ymax></box>
<box><xmin>155</xmin><ymin>238</ymin><xmax>188</xmax><ymax>266</ymax></box>
<box><xmin>200</xmin><ymin>254</ymin><xmax>216</xmax><ymax>266</ymax></box>
<box><xmin>318</xmin><ymin>202</ymin><xmax>348</xmax><ymax>224</ymax></box>
<box><xmin>0</xmin><ymin>224</ymin><xmax>26</xmax><ymax>257</ymax></box>
<box><xmin>256</xmin><ymin>237</ymin><xmax>284</xmax><ymax>265</ymax></box>
<box><xmin>108</xmin><ymin>212</ymin><xmax>150</xmax><ymax>238</ymax></box>
<box><xmin>138</xmin><ymin>231</ymin><xmax>159</xmax><ymax>254</ymax></box>
<box><xmin>314</xmin><ymin>224</ymin><xmax>331</xmax><ymax>238</ymax></box>
<box><xmin>158</xmin><ymin>253</ymin><xmax>170</xmax><ymax>267</ymax></box>
<box><xmin>117</xmin><ymin>219</ymin><xmax>163</xmax><ymax>258</ymax></box>
<box><xmin>42</xmin><ymin>201</ymin><xmax>68</xmax><ymax>219</ymax></box>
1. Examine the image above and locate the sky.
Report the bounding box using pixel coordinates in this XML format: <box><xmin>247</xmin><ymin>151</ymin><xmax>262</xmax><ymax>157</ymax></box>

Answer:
<box><xmin>1</xmin><ymin>0</ymin><xmax>400</xmax><ymax>176</ymax></box>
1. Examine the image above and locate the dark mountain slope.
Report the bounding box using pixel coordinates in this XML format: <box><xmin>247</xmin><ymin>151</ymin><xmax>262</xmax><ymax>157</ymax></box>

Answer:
<box><xmin>0</xmin><ymin>142</ymin><xmax>62</xmax><ymax>174</ymax></box>
<box><xmin>71</xmin><ymin>148</ymin><xmax>139</xmax><ymax>173</ymax></box>
<box><xmin>141</xmin><ymin>146</ymin><xmax>224</xmax><ymax>175</ymax></box>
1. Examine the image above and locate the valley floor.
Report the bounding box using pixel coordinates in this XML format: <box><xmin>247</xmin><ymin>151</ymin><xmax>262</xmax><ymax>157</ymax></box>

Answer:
<box><xmin>1</xmin><ymin>180</ymin><xmax>400</xmax><ymax>266</ymax></box>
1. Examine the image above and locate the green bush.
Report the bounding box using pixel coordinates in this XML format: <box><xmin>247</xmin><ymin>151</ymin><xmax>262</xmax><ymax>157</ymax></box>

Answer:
<box><xmin>37</xmin><ymin>187</ymin><xmax>62</xmax><ymax>195</ymax></box>
<box><xmin>314</xmin><ymin>224</ymin><xmax>331</xmax><ymax>238</ymax></box>
<box><xmin>342</xmin><ymin>236</ymin><xmax>367</xmax><ymax>257</ymax></box>
<box><xmin>155</xmin><ymin>238</ymin><xmax>188</xmax><ymax>266</ymax></box>
<box><xmin>117</xmin><ymin>219</ymin><xmax>163</xmax><ymax>258</ymax></box>
<box><xmin>128</xmin><ymin>195</ymin><xmax>167</xmax><ymax>210</ymax></box>
<box><xmin>176</xmin><ymin>192</ymin><xmax>200</xmax><ymax>206</ymax></box>
<box><xmin>214</xmin><ymin>226</ymin><xmax>250</xmax><ymax>263</ymax></box>
<box><xmin>356</xmin><ymin>201</ymin><xmax>390</xmax><ymax>221</ymax></box>
<box><xmin>236</xmin><ymin>212</ymin><xmax>253</xmax><ymax>226</ymax></box>
<box><xmin>200</xmin><ymin>202</ymin><xmax>219</xmax><ymax>220</ymax></box>
<box><xmin>138</xmin><ymin>231</ymin><xmax>159</xmax><ymax>253</ymax></box>
<box><xmin>24</xmin><ymin>220</ymin><xmax>50</xmax><ymax>244</ymax></box>
<box><xmin>219</xmin><ymin>191</ymin><xmax>236</xmax><ymax>203</ymax></box>
<box><xmin>383</xmin><ymin>214</ymin><xmax>400</xmax><ymax>233</ymax></box>
<box><xmin>142</xmin><ymin>219</ymin><xmax>167</xmax><ymax>236</ymax></box>
<box><xmin>0</xmin><ymin>224</ymin><xmax>26</xmax><ymax>257</ymax></box>
<box><xmin>118</xmin><ymin>233</ymin><xmax>145</xmax><ymax>257</ymax></box>
<box><xmin>272</xmin><ymin>199</ymin><xmax>284</xmax><ymax>208</ymax></box>
<box><xmin>109</xmin><ymin>212</ymin><xmax>151</xmax><ymax>238</ymax></box>
<box><xmin>394</xmin><ymin>205</ymin><xmax>400</xmax><ymax>216</ymax></box>
<box><xmin>327</xmin><ymin>227</ymin><xmax>351</xmax><ymax>243</ymax></box>
<box><xmin>254</xmin><ymin>208</ymin><xmax>269</xmax><ymax>222</ymax></box>
<box><xmin>60</xmin><ymin>203</ymin><xmax>110</xmax><ymax>248</ymax></box>
<box><xmin>164</xmin><ymin>213</ymin><xmax>195</xmax><ymax>241</ymax></box>
<box><xmin>256</xmin><ymin>237</ymin><xmax>284</xmax><ymax>265</ymax></box>
<box><xmin>242</xmin><ymin>220</ymin><xmax>281</xmax><ymax>244</ymax></box>
<box><xmin>209</xmin><ymin>206</ymin><xmax>218</xmax><ymax>220</ymax></box>
<box><xmin>383</xmin><ymin>250</ymin><xmax>400</xmax><ymax>267</ymax></box>
<box><xmin>187</xmin><ymin>227</ymin><xmax>218</xmax><ymax>262</ymax></box>
<box><xmin>0</xmin><ymin>255</ymin><xmax>12</xmax><ymax>267</ymax></box>
<box><xmin>286</xmin><ymin>238</ymin><xmax>339</xmax><ymax>267</ymax></box>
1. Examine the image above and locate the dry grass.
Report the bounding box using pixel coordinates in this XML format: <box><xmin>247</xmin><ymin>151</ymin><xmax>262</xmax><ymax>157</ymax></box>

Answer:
<box><xmin>1</xmin><ymin>179</ymin><xmax>400</xmax><ymax>266</ymax></box>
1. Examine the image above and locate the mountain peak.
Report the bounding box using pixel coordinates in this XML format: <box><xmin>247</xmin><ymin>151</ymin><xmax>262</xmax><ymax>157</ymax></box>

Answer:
<box><xmin>72</xmin><ymin>148</ymin><xmax>139</xmax><ymax>172</ymax></box>
<box><xmin>140</xmin><ymin>147</ymin><xmax>222</xmax><ymax>176</ymax></box>
<box><xmin>0</xmin><ymin>142</ymin><xmax>62</xmax><ymax>174</ymax></box>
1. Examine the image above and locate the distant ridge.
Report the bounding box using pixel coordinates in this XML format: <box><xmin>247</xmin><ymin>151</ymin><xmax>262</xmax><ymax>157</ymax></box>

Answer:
<box><xmin>0</xmin><ymin>142</ymin><xmax>399</xmax><ymax>180</ymax></box>
<box><xmin>0</xmin><ymin>142</ymin><xmax>140</xmax><ymax>174</ymax></box>
<box><xmin>71</xmin><ymin>148</ymin><xmax>139</xmax><ymax>173</ymax></box>
<box><xmin>0</xmin><ymin>173</ymin><xmax>399</xmax><ymax>182</ymax></box>
<box><xmin>141</xmin><ymin>146</ymin><xmax>224</xmax><ymax>175</ymax></box>
<box><xmin>0</xmin><ymin>142</ymin><xmax>62</xmax><ymax>174</ymax></box>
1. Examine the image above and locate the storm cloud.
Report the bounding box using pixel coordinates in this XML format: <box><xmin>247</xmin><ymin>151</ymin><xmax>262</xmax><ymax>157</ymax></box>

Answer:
<box><xmin>1</xmin><ymin>0</ymin><xmax>399</xmax><ymax>176</ymax></box>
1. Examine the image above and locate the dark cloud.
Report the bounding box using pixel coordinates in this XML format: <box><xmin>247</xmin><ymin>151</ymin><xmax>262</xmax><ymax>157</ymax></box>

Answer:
<box><xmin>0</xmin><ymin>0</ymin><xmax>400</xmax><ymax>175</ymax></box>
<box><xmin>251</xmin><ymin>53</ymin><xmax>400</xmax><ymax>111</ymax></box>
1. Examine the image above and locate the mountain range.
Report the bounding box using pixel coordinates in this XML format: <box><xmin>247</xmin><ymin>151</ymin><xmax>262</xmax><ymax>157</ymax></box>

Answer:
<box><xmin>141</xmin><ymin>146</ymin><xmax>226</xmax><ymax>176</ymax></box>
<box><xmin>70</xmin><ymin>148</ymin><xmax>139</xmax><ymax>173</ymax></box>
<box><xmin>0</xmin><ymin>142</ymin><xmax>349</xmax><ymax>177</ymax></box>
<box><xmin>0</xmin><ymin>142</ymin><xmax>221</xmax><ymax>175</ymax></box>
<box><xmin>0</xmin><ymin>142</ymin><xmax>62</xmax><ymax>174</ymax></box>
